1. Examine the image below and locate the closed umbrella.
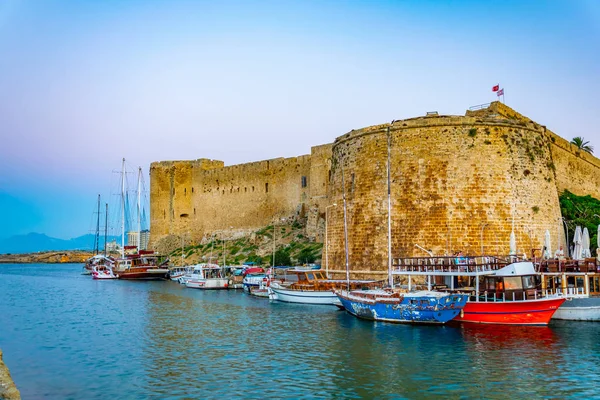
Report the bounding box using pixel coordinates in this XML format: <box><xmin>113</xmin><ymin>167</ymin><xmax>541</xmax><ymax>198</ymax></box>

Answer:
<box><xmin>573</xmin><ymin>226</ymin><xmax>583</xmax><ymax>260</ymax></box>
<box><xmin>543</xmin><ymin>230</ymin><xmax>551</xmax><ymax>259</ymax></box>
<box><xmin>582</xmin><ymin>227</ymin><xmax>591</xmax><ymax>258</ymax></box>
<box><xmin>509</xmin><ymin>231</ymin><xmax>516</xmax><ymax>255</ymax></box>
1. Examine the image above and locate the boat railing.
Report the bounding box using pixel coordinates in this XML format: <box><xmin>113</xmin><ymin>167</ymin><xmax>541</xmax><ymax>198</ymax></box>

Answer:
<box><xmin>537</xmin><ymin>258</ymin><xmax>599</xmax><ymax>273</ymax></box>
<box><xmin>478</xmin><ymin>289</ymin><xmax>544</xmax><ymax>302</ymax></box>
<box><xmin>392</xmin><ymin>255</ymin><xmax>520</xmax><ymax>274</ymax></box>
<box><xmin>543</xmin><ymin>287</ymin><xmax>586</xmax><ymax>297</ymax></box>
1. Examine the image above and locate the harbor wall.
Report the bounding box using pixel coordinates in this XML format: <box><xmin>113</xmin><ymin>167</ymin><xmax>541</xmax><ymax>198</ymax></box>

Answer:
<box><xmin>0</xmin><ymin>349</ymin><xmax>20</xmax><ymax>400</ymax></box>
<box><xmin>149</xmin><ymin>102</ymin><xmax>600</xmax><ymax>276</ymax></box>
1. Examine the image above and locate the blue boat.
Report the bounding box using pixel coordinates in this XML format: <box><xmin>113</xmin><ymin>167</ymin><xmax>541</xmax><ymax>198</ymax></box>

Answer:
<box><xmin>335</xmin><ymin>289</ymin><xmax>469</xmax><ymax>324</ymax></box>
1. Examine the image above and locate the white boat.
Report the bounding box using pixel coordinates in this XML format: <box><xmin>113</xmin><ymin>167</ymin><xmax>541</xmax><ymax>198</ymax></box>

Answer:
<box><xmin>91</xmin><ymin>265</ymin><xmax>117</xmax><ymax>280</ymax></box>
<box><xmin>169</xmin><ymin>267</ymin><xmax>187</xmax><ymax>282</ymax></box>
<box><xmin>268</xmin><ymin>270</ymin><xmax>379</xmax><ymax>305</ymax></box>
<box><xmin>185</xmin><ymin>264</ymin><xmax>228</xmax><ymax>289</ymax></box>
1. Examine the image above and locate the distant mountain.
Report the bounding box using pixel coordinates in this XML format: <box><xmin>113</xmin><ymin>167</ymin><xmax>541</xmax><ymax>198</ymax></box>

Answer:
<box><xmin>0</xmin><ymin>233</ymin><xmax>120</xmax><ymax>254</ymax></box>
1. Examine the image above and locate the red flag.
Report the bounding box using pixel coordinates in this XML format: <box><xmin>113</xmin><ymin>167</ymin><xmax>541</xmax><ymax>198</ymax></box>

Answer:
<box><xmin>492</xmin><ymin>84</ymin><xmax>499</xmax><ymax>92</ymax></box>
<box><xmin>497</xmin><ymin>88</ymin><xmax>504</xmax><ymax>96</ymax></box>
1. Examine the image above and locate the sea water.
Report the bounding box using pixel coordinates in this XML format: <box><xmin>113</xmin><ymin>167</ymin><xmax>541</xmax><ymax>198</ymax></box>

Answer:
<box><xmin>1</xmin><ymin>263</ymin><xmax>599</xmax><ymax>399</ymax></box>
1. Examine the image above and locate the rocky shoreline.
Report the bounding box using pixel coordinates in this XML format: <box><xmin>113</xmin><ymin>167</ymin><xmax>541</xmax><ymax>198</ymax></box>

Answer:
<box><xmin>0</xmin><ymin>350</ymin><xmax>20</xmax><ymax>400</ymax></box>
<box><xmin>0</xmin><ymin>251</ymin><xmax>93</xmax><ymax>264</ymax></box>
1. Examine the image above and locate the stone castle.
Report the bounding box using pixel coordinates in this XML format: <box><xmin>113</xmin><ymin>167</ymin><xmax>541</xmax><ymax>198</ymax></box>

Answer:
<box><xmin>149</xmin><ymin>102</ymin><xmax>600</xmax><ymax>277</ymax></box>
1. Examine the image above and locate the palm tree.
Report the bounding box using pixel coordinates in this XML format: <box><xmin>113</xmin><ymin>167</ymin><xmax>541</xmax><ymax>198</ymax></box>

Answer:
<box><xmin>571</xmin><ymin>137</ymin><xmax>594</xmax><ymax>154</ymax></box>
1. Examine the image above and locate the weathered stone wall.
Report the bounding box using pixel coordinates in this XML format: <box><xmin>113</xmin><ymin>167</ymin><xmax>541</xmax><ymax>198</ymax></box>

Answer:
<box><xmin>149</xmin><ymin>102</ymin><xmax>600</xmax><ymax>276</ymax></box>
<box><xmin>327</xmin><ymin>106</ymin><xmax>566</xmax><ymax>275</ymax></box>
<box><xmin>149</xmin><ymin>151</ymin><xmax>329</xmax><ymax>247</ymax></box>
<box><xmin>0</xmin><ymin>349</ymin><xmax>20</xmax><ymax>400</ymax></box>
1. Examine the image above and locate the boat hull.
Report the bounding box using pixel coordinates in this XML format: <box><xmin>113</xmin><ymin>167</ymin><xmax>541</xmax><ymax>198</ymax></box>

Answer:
<box><xmin>552</xmin><ymin>297</ymin><xmax>600</xmax><ymax>321</ymax></box>
<box><xmin>185</xmin><ymin>278</ymin><xmax>229</xmax><ymax>289</ymax></box>
<box><xmin>455</xmin><ymin>297</ymin><xmax>566</xmax><ymax>325</ymax></box>
<box><xmin>116</xmin><ymin>268</ymin><xmax>169</xmax><ymax>280</ymax></box>
<box><xmin>269</xmin><ymin>285</ymin><xmax>339</xmax><ymax>305</ymax></box>
<box><xmin>336</xmin><ymin>290</ymin><xmax>469</xmax><ymax>324</ymax></box>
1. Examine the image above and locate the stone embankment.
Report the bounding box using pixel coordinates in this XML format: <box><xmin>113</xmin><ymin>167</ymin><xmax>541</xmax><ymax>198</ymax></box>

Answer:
<box><xmin>0</xmin><ymin>251</ymin><xmax>93</xmax><ymax>264</ymax></box>
<box><xmin>0</xmin><ymin>350</ymin><xmax>20</xmax><ymax>400</ymax></box>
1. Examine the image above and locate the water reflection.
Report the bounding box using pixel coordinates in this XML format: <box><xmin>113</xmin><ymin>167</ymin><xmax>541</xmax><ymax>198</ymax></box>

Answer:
<box><xmin>1</xmin><ymin>264</ymin><xmax>600</xmax><ymax>399</ymax></box>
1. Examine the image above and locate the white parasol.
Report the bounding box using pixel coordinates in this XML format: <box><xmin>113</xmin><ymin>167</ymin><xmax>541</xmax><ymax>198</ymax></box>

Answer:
<box><xmin>509</xmin><ymin>231</ymin><xmax>516</xmax><ymax>255</ymax></box>
<box><xmin>543</xmin><ymin>230</ymin><xmax>551</xmax><ymax>259</ymax></box>
<box><xmin>582</xmin><ymin>227</ymin><xmax>591</xmax><ymax>258</ymax></box>
<box><xmin>572</xmin><ymin>226</ymin><xmax>583</xmax><ymax>260</ymax></box>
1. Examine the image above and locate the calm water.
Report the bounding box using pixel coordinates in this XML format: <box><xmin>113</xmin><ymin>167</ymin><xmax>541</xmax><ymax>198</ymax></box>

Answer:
<box><xmin>1</xmin><ymin>264</ymin><xmax>599</xmax><ymax>399</ymax></box>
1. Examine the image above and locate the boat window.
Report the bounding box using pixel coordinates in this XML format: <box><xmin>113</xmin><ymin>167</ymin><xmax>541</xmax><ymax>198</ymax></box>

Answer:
<box><xmin>484</xmin><ymin>278</ymin><xmax>496</xmax><ymax>291</ymax></box>
<box><xmin>504</xmin><ymin>277</ymin><xmax>523</xmax><ymax>290</ymax></box>
<box><xmin>306</xmin><ymin>273</ymin><xmax>315</xmax><ymax>280</ymax></box>
<box><xmin>522</xmin><ymin>275</ymin><xmax>537</xmax><ymax>289</ymax></box>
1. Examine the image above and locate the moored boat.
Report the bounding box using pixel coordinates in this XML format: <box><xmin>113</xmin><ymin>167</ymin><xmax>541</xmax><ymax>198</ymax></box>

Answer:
<box><xmin>185</xmin><ymin>264</ymin><xmax>228</xmax><ymax>289</ymax></box>
<box><xmin>336</xmin><ymin>289</ymin><xmax>469</xmax><ymax>324</ymax></box>
<box><xmin>393</xmin><ymin>257</ymin><xmax>565</xmax><ymax>325</ymax></box>
<box><xmin>113</xmin><ymin>250</ymin><xmax>170</xmax><ymax>280</ymax></box>
<box><xmin>91</xmin><ymin>265</ymin><xmax>117</xmax><ymax>280</ymax></box>
<box><xmin>268</xmin><ymin>269</ymin><xmax>381</xmax><ymax>305</ymax></box>
<box><xmin>538</xmin><ymin>258</ymin><xmax>600</xmax><ymax>321</ymax></box>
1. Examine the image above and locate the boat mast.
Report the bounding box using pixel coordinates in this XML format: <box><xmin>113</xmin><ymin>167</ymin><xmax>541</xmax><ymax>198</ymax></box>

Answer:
<box><xmin>341</xmin><ymin>163</ymin><xmax>350</xmax><ymax>289</ymax></box>
<box><xmin>94</xmin><ymin>194</ymin><xmax>101</xmax><ymax>255</ymax></box>
<box><xmin>137</xmin><ymin>167</ymin><xmax>142</xmax><ymax>252</ymax></box>
<box><xmin>386</xmin><ymin>124</ymin><xmax>393</xmax><ymax>288</ymax></box>
<box><xmin>121</xmin><ymin>158</ymin><xmax>125</xmax><ymax>259</ymax></box>
<box><xmin>104</xmin><ymin>203</ymin><xmax>108</xmax><ymax>257</ymax></box>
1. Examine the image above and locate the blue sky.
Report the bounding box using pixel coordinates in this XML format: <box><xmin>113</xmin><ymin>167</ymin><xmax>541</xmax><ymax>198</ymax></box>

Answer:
<box><xmin>1</xmin><ymin>0</ymin><xmax>599</xmax><ymax>240</ymax></box>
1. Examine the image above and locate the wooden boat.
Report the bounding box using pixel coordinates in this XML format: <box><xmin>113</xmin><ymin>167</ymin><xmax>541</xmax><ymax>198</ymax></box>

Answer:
<box><xmin>393</xmin><ymin>257</ymin><xmax>565</xmax><ymax>325</ymax></box>
<box><xmin>83</xmin><ymin>254</ymin><xmax>114</xmax><ymax>275</ymax></box>
<box><xmin>185</xmin><ymin>264</ymin><xmax>228</xmax><ymax>289</ymax></box>
<box><xmin>538</xmin><ymin>258</ymin><xmax>600</xmax><ymax>321</ymax></box>
<box><xmin>268</xmin><ymin>269</ymin><xmax>381</xmax><ymax>305</ymax></box>
<box><xmin>335</xmin><ymin>289</ymin><xmax>469</xmax><ymax>324</ymax></box>
<box><xmin>168</xmin><ymin>266</ymin><xmax>187</xmax><ymax>282</ymax></box>
<box><xmin>113</xmin><ymin>250</ymin><xmax>170</xmax><ymax>280</ymax></box>
<box><xmin>242</xmin><ymin>268</ymin><xmax>266</xmax><ymax>292</ymax></box>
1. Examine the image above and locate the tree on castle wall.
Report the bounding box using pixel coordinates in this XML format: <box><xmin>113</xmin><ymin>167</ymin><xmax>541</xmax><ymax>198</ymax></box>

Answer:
<box><xmin>570</xmin><ymin>137</ymin><xmax>594</xmax><ymax>154</ymax></box>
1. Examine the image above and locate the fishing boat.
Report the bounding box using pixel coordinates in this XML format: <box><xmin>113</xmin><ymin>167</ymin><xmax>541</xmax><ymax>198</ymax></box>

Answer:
<box><xmin>185</xmin><ymin>264</ymin><xmax>228</xmax><ymax>289</ymax></box>
<box><xmin>335</xmin><ymin>289</ymin><xmax>469</xmax><ymax>324</ymax></box>
<box><xmin>538</xmin><ymin>258</ymin><xmax>600</xmax><ymax>321</ymax></box>
<box><xmin>393</xmin><ymin>256</ymin><xmax>565</xmax><ymax>325</ymax></box>
<box><xmin>248</xmin><ymin>277</ymin><xmax>271</xmax><ymax>298</ymax></box>
<box><xmin>83</xmin><ymin>254</ymin><xmax>114</xmax><ymax>275</ymax></box>
<box><xmin>268</xmin><ymin>269</ymin><xmax>380</xmax><ymax>305</ymax></box>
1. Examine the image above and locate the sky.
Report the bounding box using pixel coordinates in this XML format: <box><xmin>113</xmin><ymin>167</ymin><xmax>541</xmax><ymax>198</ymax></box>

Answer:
<box><xmin>0</xmin><ymin>0</ymin><xmax>599</xmax><ymax>240</ymax></box>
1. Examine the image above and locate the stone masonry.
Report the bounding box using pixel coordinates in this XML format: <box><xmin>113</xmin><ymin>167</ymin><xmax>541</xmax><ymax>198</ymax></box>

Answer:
<box><xmin>150</xmin><ymin>102</ymin><xmax>600</xmax><ymax>277</ymax></box>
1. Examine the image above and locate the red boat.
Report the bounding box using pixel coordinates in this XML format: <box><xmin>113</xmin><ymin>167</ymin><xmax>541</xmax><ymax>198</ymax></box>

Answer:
<box><xmin>393</xmin><ymin>257</ymin><xmax>565</xmax><ymax>325</ymax></box>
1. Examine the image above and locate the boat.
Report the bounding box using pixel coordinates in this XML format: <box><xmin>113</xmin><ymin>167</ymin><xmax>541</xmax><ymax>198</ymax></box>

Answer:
<box><xmin>268</xmin><ymin>269</ymin><xmax>381</xmax><ymax>305</ymax></box>
<box><xmin>392</xmin><ymin>256</ymin><xmax>565</xmax><ymax>325</ymax></box>
<box><xmin>223</xmin><ymin>266</ymin><xmax>245</xmax><ymax>289</ymax></box>
<box><xmin>83</xmin><ymin>254</ymin><xmax>114</xmax><ymax>275</ymax></box>
<box><xmin>248</xmin><ymin>277</ymin><xmax>271</xmax><ymax>298</ymax></box>
<box><xmin>335</xmin><ymin>289</ymin><xmax>469</xmax><ymax>324</ymax></box>
<box><xmin>185</xmin><ymin>264</ymin><xmax>229</xmax><ymax>289</ymax></box>
<box><xmin>177</xmin><ymin>266</ymin><xmax>196</xmax><ymax>284</ymax></box>
<box><xmin>168</xmin><ymin>266</ymin><xmax>188</xmax><ymax>282</ymax></box>
<box><xmin>242</xmin><ymin>267</ymin><xmax>266</xmax><ymax>292</ymax></box>
<box><xmin>538</xmin><ymin>258</ymin><xmax>600</xmax><ymax>321</ymax></box>
<box><xmin>113</xmin><ymin>249</ymin><xmax>170</xmax><ymax>280</ymax></box>
<box><xmin>91</xmin><ymin>265</ymin><xmax>117</xmax><ymax>280</ymax></box>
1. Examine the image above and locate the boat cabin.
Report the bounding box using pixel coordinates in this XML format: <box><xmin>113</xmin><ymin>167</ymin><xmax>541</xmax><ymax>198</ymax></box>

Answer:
<box><xmin>482</xmin><ymin>274</ymin><xmax>541</xmax><ymax>301</ymax></box>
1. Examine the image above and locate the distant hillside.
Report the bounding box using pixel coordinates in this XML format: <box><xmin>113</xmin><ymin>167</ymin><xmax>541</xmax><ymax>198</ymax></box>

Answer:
<box><xmin>0</xmin><ymin>233</ymin><xmax>119</xmax><ymax>254</ymax></box>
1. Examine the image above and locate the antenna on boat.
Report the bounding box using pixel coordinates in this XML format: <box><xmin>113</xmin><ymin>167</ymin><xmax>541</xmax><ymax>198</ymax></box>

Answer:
<box><xmin>341</xmin><ymin>162</ymin><xmax>350</xmax><ymax>290</ymax></box>
<box><xmin>386</xmin><ymin>123</ymin><xmax>394</xmax><ymax>288</ymax></box>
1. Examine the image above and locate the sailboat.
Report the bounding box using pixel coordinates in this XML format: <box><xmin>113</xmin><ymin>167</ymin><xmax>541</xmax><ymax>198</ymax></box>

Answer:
<box><xmin>112</xmin><ymin>160</ymin><xmax>169</xmax><ymax>280</ymax></box>
<box><xmin>83</xmin><ymin>195</ymin><xmax>115</xmax><ymax>276</ymax></box>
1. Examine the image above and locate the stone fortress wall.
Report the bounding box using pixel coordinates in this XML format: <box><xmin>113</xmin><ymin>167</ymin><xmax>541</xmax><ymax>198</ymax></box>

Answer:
<box><xmin>150</xmin><ymin>102</ymin><xmax>600</xmax><ymax>277</ymax></box>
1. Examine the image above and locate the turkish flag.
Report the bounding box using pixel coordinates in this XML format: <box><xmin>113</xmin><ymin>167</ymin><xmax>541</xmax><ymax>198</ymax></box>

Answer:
<box><xmin>492</xmin><ymin>84</ymin><xmax>499</xmax><ymax>92</ymax></box>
